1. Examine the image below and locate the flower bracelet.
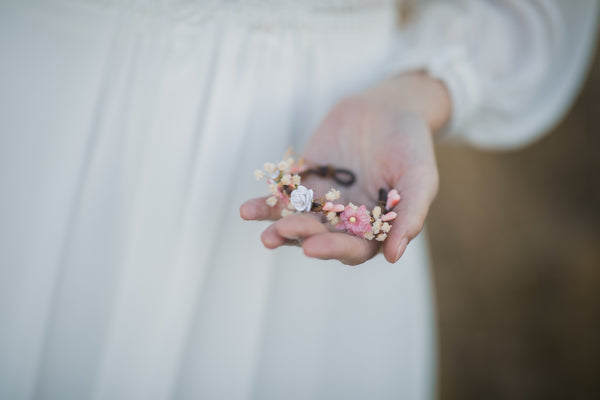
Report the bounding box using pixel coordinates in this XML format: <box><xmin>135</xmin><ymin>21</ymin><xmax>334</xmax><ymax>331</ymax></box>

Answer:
<box><xmin>254</xmin><ymin>151</ymin><xmax>400</xmax><ymax>242</ymax></box>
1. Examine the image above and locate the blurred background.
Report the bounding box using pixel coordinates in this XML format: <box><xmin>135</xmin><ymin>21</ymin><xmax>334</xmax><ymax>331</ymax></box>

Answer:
<box><xmin>428</xmin><ymin>36</ymin><xmax>600</xmax><ymax>400</ymax></box>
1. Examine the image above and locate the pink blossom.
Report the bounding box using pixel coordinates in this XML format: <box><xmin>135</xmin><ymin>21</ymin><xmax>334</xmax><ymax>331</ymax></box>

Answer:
<box><xmin>323</xmin><ymin>202</ymin><xmax>334</xmax><ymax>211</ymax></box>
<box><xmin>276</xmin><ymin>186</ymin><xmax>289</xmax><ymax>203</ymax></box>
<box><xmin>386</xmin><ymin>189</ymin><xmax>401</xmax><ymax>210</ymax></box>
<box><xmin>290</xmin><ymin>165</ymin><xmax>308</xmax><ymax>174</ymax></box>
<box><xmin>336</xmin><ymin>205</ymin><xmax>372</xmax><ymax>238</ymax></box>
<box><xmin>381</xmin><ymin>211</ymin><xmax>397</xmax><ymax>222</ymax></box>
<box><xmin>331</xmin><ymin>204</ymin><xmax>345</xmax><ymax>213</ymax></box>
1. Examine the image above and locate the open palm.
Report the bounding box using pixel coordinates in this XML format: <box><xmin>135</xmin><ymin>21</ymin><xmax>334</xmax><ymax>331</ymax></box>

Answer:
<box><xmin>241</xmin><ymin>96</ymin><xmax>439</xmax><ymax>265</ymax></box>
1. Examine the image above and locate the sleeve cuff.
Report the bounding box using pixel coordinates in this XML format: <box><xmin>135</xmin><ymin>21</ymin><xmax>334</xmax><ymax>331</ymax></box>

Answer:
<box><xmin>421</xmin><ymin>46</ymin><xmax>482</xmax><ymax>139</ymax></box>
<box><xmin>384</xmin><ymin>43</ymin><xmax>482</xmax><ymax>139</ymax></box>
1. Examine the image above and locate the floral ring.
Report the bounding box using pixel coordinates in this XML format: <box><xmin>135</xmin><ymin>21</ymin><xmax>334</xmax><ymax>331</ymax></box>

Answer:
<box><xmin>290</xmin><ymin>237</ymin><xmax>304</xmax><ymax>247</ymax></box>
<box><xmin>254</xmin><ymin>150</ymin><xmax>400</xmax><ymax>242</ymax></box>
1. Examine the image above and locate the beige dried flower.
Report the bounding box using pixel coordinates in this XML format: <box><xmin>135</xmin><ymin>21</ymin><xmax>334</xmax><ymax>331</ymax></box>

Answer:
<box><xmin>281</xmin><ymin>209</ymin><xmax>295</xmax><ymax>217</ymax></box>
<box><xmin>263</xmin><ymin>162</ymin><xmax>276</xmax><ymax>174</ymax></box>
<box><xmin>280</xmin><ymin>174</ymin><xmax>291</xmax><ymax>185</ymax></box>
<box><xmin>372</xmin><ymin>219</ymin><xmax>382</xmax><ymax>234</ymax></box>
<box><xmin>291</xmin><ymin>174</ymin><xmax>301</xmax><ymax>186</ymax></box>
<box><xmin>381</xmin><ymin>222</ymin><xmax>391</xmax><ymax>233</ymax></box>
<box><xmin>326</xmin><ymin>211</ymin><xmax>337</xmax><ymax>221</ymax></box>
<box><xmin>372</xmin><ymin>206</ymin><xmax>382</xmax><ymax>219</ymax></box>
<box><xmin>325</xmin><ymin>188</ymin><xmax>341</xmax><ymax>201</ymax></box>
<box><xmin>376</xmin><ymin>233</ymin><xmax>387</xmax><ymax>241</ymax></box>
<box><xmin>277</xmin><ymin>160</ymin><xmax>289</xmax><ymax>172</ymax></box>
<box><xmin>364</xmin><ymin>231</ymin><xmax>375</xmax><ymax>240</ymax></box>
<box><xmin>266</xmin><ymin>196</ymin><xmax>278</xmax><ymax>207</ymax></box>
<box><xmin>268</xmin><ymin>183</ymin><xmax>279</xmax><ymax>195</ymax></box>
<box><xmin>254</xmin><ymin>169</ymin><xmax>265</xmax><ymax>180</ymax></box>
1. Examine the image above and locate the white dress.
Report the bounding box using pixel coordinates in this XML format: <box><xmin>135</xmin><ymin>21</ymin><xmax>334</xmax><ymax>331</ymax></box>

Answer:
<box><xmin>0</xmin><ymin>1</ymin><xmax>596</xmax><ymax>399</ymax></box>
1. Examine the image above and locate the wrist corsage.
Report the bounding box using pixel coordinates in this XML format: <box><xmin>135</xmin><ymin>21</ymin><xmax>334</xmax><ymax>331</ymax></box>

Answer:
<box><xmin>254</xmin><ymin>150</ymin><xmax>400</xmax><ymax>242</ymax></box>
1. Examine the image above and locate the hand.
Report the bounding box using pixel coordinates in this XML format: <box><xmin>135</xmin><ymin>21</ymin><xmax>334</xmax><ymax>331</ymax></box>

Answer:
<box><xmin>240</xmin><ymin>71</ymin><xmax>451</xmax><ymax>265</ymax></box>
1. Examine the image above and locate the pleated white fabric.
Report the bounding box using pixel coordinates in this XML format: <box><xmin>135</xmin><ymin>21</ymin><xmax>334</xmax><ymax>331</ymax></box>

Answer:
<box><xmin>1</xmin><ymin>0</ymin><xmax>596</xmax><ymax>399</ymax></box>
<box><xmin>0</xmin><ymin>1</ymin><xmax>435</xmax><ymax>399</ymax></box>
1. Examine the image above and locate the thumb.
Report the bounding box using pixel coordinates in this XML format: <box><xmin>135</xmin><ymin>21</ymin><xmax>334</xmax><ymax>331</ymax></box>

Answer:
<box><xmin>240</xmin><ymin>196</ymin><xmax>289</xmax><ymax>221</ymax></box>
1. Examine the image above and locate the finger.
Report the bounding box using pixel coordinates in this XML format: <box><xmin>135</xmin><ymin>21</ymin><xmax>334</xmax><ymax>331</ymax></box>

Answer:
<box><xmin>261</xmin><ymin>223</ymin><xmax>291</xmax><ymax>249</ymax></box>
<box><xmin>383</xmin><ymin>171</ymin><xmax>438</xmax><ymax>264</ymax></box>
<box><xmin>261</xmin><ymin>214</ymin><xmax>328</xmax><ymax>250</ymax></box>
<box><xmin>302</xmin><ymin>232</ymin><xmax>380</xmax><ymax>266</ymax></box>
<box><xmin>240</xmin><ymin>197</ymin><xmax>285</xmax><ymax>221</ymax></box>
<box><xmin>273</xmin><ymin>214</ymin><xmax>329</xmax><ymax>240</ymax></box>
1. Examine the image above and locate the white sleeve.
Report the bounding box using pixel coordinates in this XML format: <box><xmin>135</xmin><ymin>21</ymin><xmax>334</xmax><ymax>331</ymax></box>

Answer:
<box><xmin>390</xmin><ymin>0</ymin><xmax>599</xmax><ymax>149</ymax></box>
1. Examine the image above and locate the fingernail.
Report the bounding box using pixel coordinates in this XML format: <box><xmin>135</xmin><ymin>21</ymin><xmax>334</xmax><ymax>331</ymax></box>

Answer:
<box><xmin>394</xmin><ymin>237</ymin><xmax>408</xmax><ymax>263</ymax></box>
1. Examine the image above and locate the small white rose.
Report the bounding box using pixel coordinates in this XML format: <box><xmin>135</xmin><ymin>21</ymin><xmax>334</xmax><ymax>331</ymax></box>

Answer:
<box><xmin>290</xmin><ymin>185</ymin><xmax>314</xmax><ymax>212</ymax></box>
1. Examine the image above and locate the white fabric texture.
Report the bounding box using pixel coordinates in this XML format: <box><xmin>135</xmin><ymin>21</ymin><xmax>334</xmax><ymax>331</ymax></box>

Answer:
<box><xmin>0</xmin><ymin>1</ymin><xmax>596</xmax><ymax>400</ymax></box>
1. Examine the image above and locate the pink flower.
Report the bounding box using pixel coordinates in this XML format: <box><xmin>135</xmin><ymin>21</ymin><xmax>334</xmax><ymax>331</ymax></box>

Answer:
<box><xmin>381</xmin><ymin>211</ymin><xmax>397</xmax><ymax>222</ymax></box>
<box><xmin>323</xmin><ymin>202</ymin><xmax>334</xmax><ymax>211</ymax></box>
<box><xmin>386</xmin><ymin>189</ymin><xmax>401</xmax><ymax>210</ymax></box>
<box><xmin>331</xmin><ymin>204</ymin><xmax>345</xmax><ymax>213</ymax></box>
<box><xmin>290</xmin><ymin>165</ymin><xmax>308</xmax><ymax>174</ymax></box>
<box><xmin>336</xmin><ymin>205</ymin><xmax>372</xmax><ymax>238</ymax></box>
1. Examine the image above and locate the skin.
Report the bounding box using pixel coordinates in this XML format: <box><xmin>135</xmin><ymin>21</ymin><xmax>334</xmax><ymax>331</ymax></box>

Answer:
<box><xmin>240</xmin><ymin>71</ymin><xmax>452</xmax><ymax>265</ymax></box>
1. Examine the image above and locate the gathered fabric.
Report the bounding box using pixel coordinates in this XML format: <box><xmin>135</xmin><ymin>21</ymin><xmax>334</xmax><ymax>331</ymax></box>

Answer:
<box><xmin>0</xmin><ymin>0</ymin><xmax>596</xmax><ymax>399</ymax></box>
<box><xmin>0</xmin><ymin>1</ymin><xmax>435</xmax><ymax>399</ymax></box>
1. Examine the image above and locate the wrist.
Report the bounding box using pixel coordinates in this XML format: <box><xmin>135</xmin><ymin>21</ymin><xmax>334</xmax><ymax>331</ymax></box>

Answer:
<box><xmin>360</xmin><ymin>71</ymin><xmax>452</xmax><ymax>135</ymax></box>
